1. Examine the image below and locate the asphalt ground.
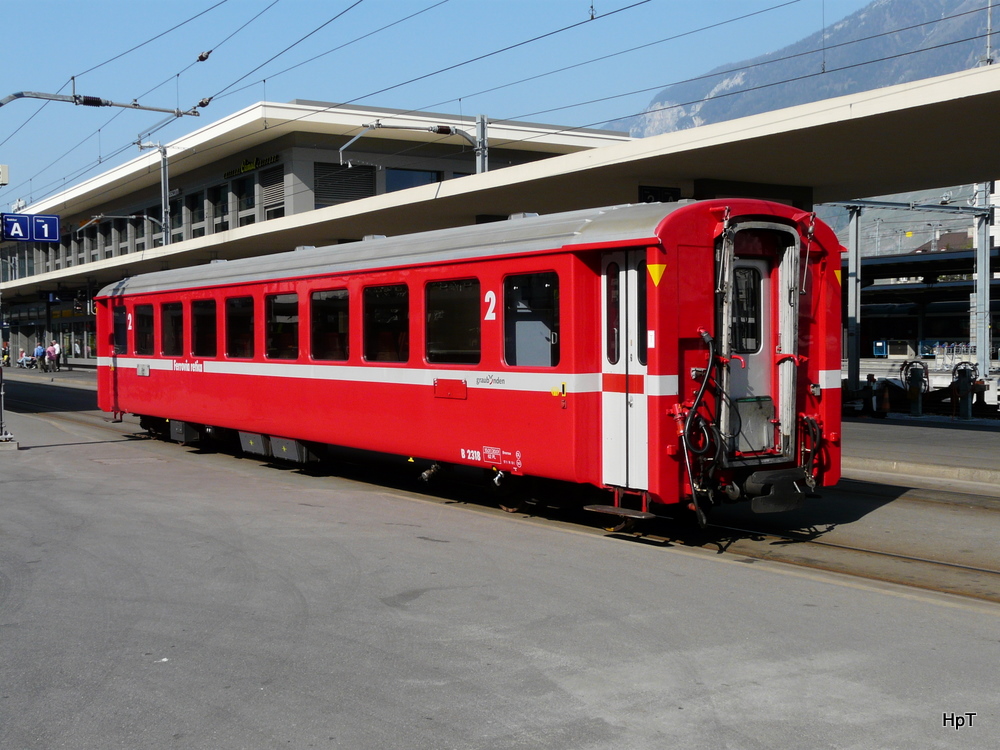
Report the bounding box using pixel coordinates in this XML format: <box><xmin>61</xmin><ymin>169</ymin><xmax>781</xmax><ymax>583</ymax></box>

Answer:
<box><xmin>1</xmin><ymin>379</ymin><xmax>998</xmax><ymax>749</ymax></box>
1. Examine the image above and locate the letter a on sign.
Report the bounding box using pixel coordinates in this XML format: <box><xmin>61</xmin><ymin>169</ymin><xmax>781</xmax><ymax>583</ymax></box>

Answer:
<box><xmin>3</xmin><ymin>214</ymin><xmax>31</xmax><ymax>242</ymax></box>
<box><xmin>3</xmin><ymin>215</ymin><xmax>28</xmax><ymax>239</ymax></box>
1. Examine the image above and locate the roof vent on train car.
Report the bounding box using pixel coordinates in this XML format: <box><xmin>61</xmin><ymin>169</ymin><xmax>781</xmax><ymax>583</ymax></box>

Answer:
<box><xmin>363</xmin><ymin>234</ymin><xmax>387</xmax><ymax>241</ymax></box>
<box><xmin>294</xmin><ymin>245</ymin><xmax>316</xmax><ymax>252</ymax></box>
<box><xmin>508</xmin><ymin>212</ymin><xmax>539</xmax><ymax>220</ymax></box>
<box><xmin>209</xmin><ymin>259</ymin><xmax>228</xmax><ymax>264</ymax></box>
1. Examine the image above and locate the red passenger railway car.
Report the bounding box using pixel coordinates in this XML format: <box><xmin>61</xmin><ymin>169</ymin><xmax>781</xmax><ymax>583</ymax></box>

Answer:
<box><xmin>97</xmin><ymin>200</ymin><xmax>843</xmax><ymax>524</ymax></box>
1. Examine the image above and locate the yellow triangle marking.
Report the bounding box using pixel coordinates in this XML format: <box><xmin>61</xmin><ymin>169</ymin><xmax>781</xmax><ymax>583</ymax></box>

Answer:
<box><xmin>648</xmin><ymin>263</ymin><xmax>666</xmax><ymax>287</ymax></box>
<box><xmin>835</xmin><ymin>269</ymin><xmax>842</xmax><ymax>286</ymax></box>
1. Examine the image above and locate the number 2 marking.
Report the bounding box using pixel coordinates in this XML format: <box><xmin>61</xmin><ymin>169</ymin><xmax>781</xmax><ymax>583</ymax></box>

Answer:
<box><xmin>484</xmin><ymin>290</ymin><xmax>497</xmax><ymax>321</ymax></box>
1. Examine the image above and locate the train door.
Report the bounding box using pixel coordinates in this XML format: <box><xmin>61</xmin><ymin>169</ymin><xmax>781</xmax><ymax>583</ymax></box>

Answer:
<box><xmin>601</xmin><ymin>251</ymin><xmax>648</xmax><ymax>489</ymax></box>
<box><xmin>718</xmin><ymin>225</ymin><xmax>801</xmax><ymax>460</ymax></box>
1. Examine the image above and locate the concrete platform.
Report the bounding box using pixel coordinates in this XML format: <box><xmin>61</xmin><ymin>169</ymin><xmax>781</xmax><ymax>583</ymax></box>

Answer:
<box><xmin>842</xmin><ymin>414</ymin><xmax>1000</xmax><ymax>493</ymax></box>
<box><xmin>1</xmin><ymin>364</ymin><xmax>97</xmax><ymax>391</ymax></box>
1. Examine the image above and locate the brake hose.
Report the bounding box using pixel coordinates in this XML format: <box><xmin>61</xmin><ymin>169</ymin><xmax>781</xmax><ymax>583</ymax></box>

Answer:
<box><xmin>682</xmin><ymin>328</ymin><xmax>716</xmax><ymax>526</ymax></box>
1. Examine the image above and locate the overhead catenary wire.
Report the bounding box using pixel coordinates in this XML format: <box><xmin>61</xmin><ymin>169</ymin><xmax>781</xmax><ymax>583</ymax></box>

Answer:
<box><xmin>0</xmin><ymin>1</ymin><xmax>234</xmax><ymax>153</ymax></box>
<box><xmin>240</xmin><ymin>9</ymin><xmax>1000</xmax><ymax>216</ymax></box>
<box><xmin>0</xmin><ymin>0</ymin><xmax>417</xmax><ymax>204</ymax></box>
<box><xmin>498</xmin><ymin>4</ymin><xmax>995</xmax><ymax>124</ymax></box>
<box><xmin>412</xmin><ymin>0</ymin><xmax>805</xmax><ymax>116</ymax></box>
<box><xmin>206</xmin><ymin>0</ymin><xmax>369</xmax><ymax>105</ymax></box>
<box><xmin>0</xmin><ymin>83</ymin><xmax>69</xmax><ymax>151</ymax></box>
<box><xmin>329</xmin><ymin>3</ymin><xmax>998</xmax><ymax>184</ymax></box>
<box><xmin>74</xmin><ymin>0</ymin><xmax>232</xmax><ymax>79</ymax></box>
<box><xmin>214</xmin><ymin>0</ymin><xmax>452</xmax><ymax>104</ymax></box>
<box><xmin>470</xmin><ymin>14</ymin><xmax>997</xmax><ymax>158</ymax></box>
<box><xmin>0</xmin><ymin>0</ymin><xmax>285</xmax><ymax>205</ymax></box>
<box><xmin>1</xmin><ymin>0</ymin><xmax>652</xmax><ymax>208</ymax></box>
<box><xmin>12</xmin><ymin>27</ymin><xmax>988</xmax><ymax>214</ymax></box>
<box><xmin>3</xmin><ymin>2</ymin><xmax>994</xmax><ymax>213</ymax></box>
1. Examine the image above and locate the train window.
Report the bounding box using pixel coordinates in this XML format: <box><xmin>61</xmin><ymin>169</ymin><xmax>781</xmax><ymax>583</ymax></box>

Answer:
<box><xmin>134</xmin><ymin>304</ymin><xmax>154</xmax><ymax>356</ymax></box>
<box><xmin>161</xmin><ymin>302</ymin><xmax>183</xmax><ymax>357</ymax></box>
<box><xmin>504</xmin><ymin>272</ymin><xmax>560</xmax><ymax>367</ymax></box>
<box><xmin>606</xmin><ymin>263</ymin><xmax>620</xmax><ymax>365</ymax></box>
<box><xmin>266</xmin><ymin>294</ymin><xmax>299</xmax><ymax>360</ymax></box>
<box><xmin>637</xmin><ymin>260</ymin><xmax>648</xmax><ymax>366</ymax></box>
<box><xmin>426</xmin><ymin>279</ymin><xmax>481</xmax><ymax>364</ymax></box>
<box><xmin>732</xmin><ymin>267</ymin><xmax>762</xmax><ymax>354</ymax></box>
<box><xmin>113</xmin><ymin>305</ymin><xmax>128</xmax><ymax>355</ymax></box>
<box><xmin>192</xmin><ymin>300</ymin><xmax>217</xmax><ymax>358</ymax></box>
<box><xmin>364</xmin><ymin>284</ymin><xmax>409</xmax><ymax>362</ymax></box>
<box><xmin>226</xmin><ymin>297</ymin><xmax>255</xmax><ymax>358</ymax></box>
<box><xmin>311</xmin><ymin>289</ymin><xmax>349</xmax><ymax>361</ymax></box>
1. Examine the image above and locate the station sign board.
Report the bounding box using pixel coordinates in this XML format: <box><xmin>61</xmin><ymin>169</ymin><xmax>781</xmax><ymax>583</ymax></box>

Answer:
<box><xmin>1</xmin><ymin>213</ymin><xmax>61</xmax><ymax>243</ymax></box>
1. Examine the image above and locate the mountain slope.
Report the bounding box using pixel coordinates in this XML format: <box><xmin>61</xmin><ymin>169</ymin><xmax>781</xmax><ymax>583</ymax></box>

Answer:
<box><xmin>621</xmin><ymin>0</ymin><xmax>989</xmax><ymax>136</ymax></box>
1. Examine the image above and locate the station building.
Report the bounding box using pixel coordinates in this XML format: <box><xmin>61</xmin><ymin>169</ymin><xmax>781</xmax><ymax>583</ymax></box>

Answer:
<box><xmin>0</xmin><ymin>100</ymin><xmax>631</xmax><ymax>365</ymax></box>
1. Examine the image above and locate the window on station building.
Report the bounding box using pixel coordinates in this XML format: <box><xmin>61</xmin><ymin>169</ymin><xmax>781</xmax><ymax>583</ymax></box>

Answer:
<box><xmin>504</xmin><ymin>272</ymin><xmax>560</xmax><ymax>367</ymax></box>
<box><xmin>161</xmin><ymin>302</ymin><xmax>183</xmax><ymax>357</ymax></box>
<box><xmin>114</xmin><ymin>218</ymin><xmax>129</xmax><ymax>255</ymax></box>
<box><xmin>311</xmin><ymin>289</ymin><xmax>349</xmax><ymax>361</ymax></box>
<box><xmin>100</xmin><ymin>222</ymin><xmax>112</xmax><ymax>259</ymax></box>
<box><xmin>364</xmin><ymin>284</ymin><xmax>408</xmax><ymax>362</ymax></box>
<box><xmin>426</xmin><ymin>279</ymin><xmax>480</xmax><ymax>364</ymax></box>
<box><xmin>233</xmin><ymin>178</ymin><xmax>255</xmax><ymax>211</ymax></box>
<box><xmin>192</xmin><ymin>300</ymin><xmax>217</xmax><ymax>358</ymax></box>
<box><xmin>169</xmin><ymin>200</ymin><xmax>183</xmax><ymax>231</ymax></box>
<box><xmin>209</xmin><ymin>185</ymin><xmax>229</xmax><ymax>231</ymax></box>
<box><xmin>186</xmin><ymin>192</ymin><xmax>205</xmax><ymax>225</ymax></box>
<box><xmin>386</xmin><ymin>168</ymin><xmax>439</xmax><ymax>193</ymax></box>
<box><xmin>134</xmin><ymin>305</ymin><xmax>154</xmax><ymax>355</ymax></box>
<box><xmin>225</xmin><ymin>296</ymin><xmax>254</xmax><ymax>358</ymax></box>
<box><xmin>265</xmin><ymin>293</ymin><xmax>298</xmax><ymax>359</ymax></box>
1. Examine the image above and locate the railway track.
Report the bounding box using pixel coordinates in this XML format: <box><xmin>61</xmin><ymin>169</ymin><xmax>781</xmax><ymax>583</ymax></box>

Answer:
<box><xmin>696</xmin><ymin>522</ymin><xmax>1000</xmax><ymax>604</ymax></box>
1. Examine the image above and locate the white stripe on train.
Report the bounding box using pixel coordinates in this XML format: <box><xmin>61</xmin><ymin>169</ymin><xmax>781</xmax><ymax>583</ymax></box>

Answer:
<box><xmin>98</xmin><ymin>358</ymin><xmax>840</xmax><ymax>396</ymax></box>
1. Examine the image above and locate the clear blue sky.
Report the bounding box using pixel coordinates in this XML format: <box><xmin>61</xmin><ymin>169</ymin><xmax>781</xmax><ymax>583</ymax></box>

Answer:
<box><xmin>0</xmin><ymin>0</ymin><xmax>871</xmax><ymax>212</ymax></box>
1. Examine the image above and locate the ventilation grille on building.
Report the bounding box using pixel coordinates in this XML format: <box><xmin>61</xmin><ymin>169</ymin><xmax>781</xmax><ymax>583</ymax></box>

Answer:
<box><xmin>260</xmin><ymin>165</ymin><xmax>284</xmax><ymax>208</ymax></box>
<box><xmin>314</xmin><ymin>163</ymin><xmax>376</xmax><ymax>207</ymax></box>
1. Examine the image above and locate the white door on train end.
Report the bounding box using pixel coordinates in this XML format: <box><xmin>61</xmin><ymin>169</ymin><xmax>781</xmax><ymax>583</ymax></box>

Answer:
<box><xmin>601</xmin><ymin>251</ymin><xmax>648</xmax><ymax>490</ymax></box>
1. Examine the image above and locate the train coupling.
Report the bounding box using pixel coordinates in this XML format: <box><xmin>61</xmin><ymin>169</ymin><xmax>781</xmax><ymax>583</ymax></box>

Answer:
<box><xmin>744</xmin><ymin>467</ymin><xmax>815</xmax><ymax>513</ymax></box>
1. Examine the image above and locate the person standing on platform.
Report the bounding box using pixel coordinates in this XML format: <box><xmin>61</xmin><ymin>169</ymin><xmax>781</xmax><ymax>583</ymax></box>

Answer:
<box><xmin>51</xmin><ymin>340</ymin><xmax>61</xmax><ymax>371</ymax></box>
<box><xmin>45</xmin><ymin>342</ymin><xmax>57</xmax><ymax>373</ymax></box>
<box><xmin>34</xmin><ymin>342</ymin><xmax>46</xmax><ymax>372</ymax></box>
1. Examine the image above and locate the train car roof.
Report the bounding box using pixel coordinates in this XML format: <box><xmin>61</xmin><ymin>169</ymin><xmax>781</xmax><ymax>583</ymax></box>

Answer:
<box><xmin>97</xmin><ymin>201</ymin><xmax>691</xmax><ymax>298</ymax></box>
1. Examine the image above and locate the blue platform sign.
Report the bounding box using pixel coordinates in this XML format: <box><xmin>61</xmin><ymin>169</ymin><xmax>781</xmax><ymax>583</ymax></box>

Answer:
<box><xmin>1</xmin><ymin>213</ymin><xmax>61</xmax><ymax>243</ymax></box>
